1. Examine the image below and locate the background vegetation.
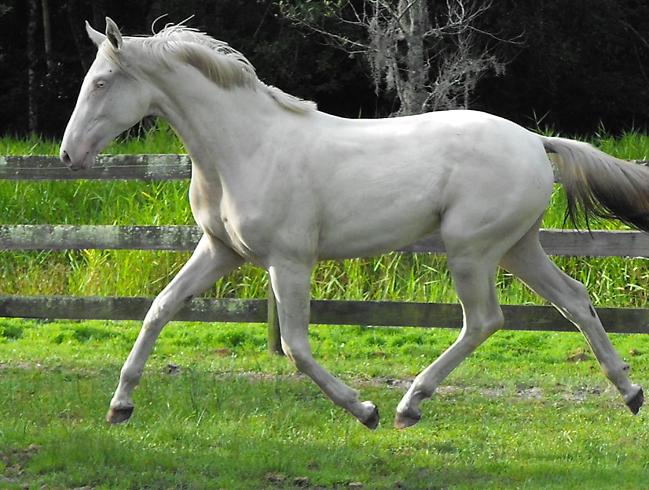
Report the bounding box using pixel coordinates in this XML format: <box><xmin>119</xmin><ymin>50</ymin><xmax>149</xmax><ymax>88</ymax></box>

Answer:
<box><xmin>2</xmin><ymin>127</ymin><xmax>649</xmax><ymax>309</ymax></box>
<box><xmin>2</xmin><ymin>0</ymin><xmax>649</xmax><ymax>136</ymax></box>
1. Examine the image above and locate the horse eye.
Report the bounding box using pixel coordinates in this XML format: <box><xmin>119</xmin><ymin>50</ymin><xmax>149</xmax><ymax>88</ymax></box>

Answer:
<box><xmin>95</xmin><ymin>80</ymin><xmax>106</xmax><ymax>89</ymax></box>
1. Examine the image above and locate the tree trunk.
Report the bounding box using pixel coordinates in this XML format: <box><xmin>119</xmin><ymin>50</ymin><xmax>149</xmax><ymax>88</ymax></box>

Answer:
<box><xmin>66</xmin><ymin>0</ymin><xmax>91</xmax><ymax>72</ymax></box>
<box><xmin>398</xmin><ymin>0</ymin><xmax>431</xmax><ymax>115</ymax></box>
<box><xmin>27</xmin><ymin>0</ymin><xmax>39</xmax><ymax>134</ymax></box>
<box><xmin>91</xmin><ymin>0</ymin><xmax>106</xmax><ymax>30</ymax></box>
<box><xmin>41</xmin><ymin>0</ymin><xmax>54</xmax><ymax>74</ymax></box>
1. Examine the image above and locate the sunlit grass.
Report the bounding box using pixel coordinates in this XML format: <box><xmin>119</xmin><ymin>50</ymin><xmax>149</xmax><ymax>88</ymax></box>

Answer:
<box><xmin>1</xmin><ymin>318</ymin><xmax>648</xmax><ymax>488</ymax></box>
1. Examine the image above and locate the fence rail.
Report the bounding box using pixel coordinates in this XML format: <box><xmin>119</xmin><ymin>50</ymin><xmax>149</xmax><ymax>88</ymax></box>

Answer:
<box><xmin>2</xmin><ymin>155</ymin><xmax>649</xmax><ymax>353</ymax></box>
<box><xmin>0</xmin><ymin>155</ymin><xmax>191</xmax><ymax>180</ymax></box>
<box><xmin>2</xmin><ymin>225</ymin><xmax>649</xmax><ymax>257</ymax></box>
<box><xmin>2</xmin><ymin>295</ymin><xmax>648</xmax><ymax>334</ymax></box>
<box><xmin>2</xmin><ymin>155</ymin><xmax>647</xmax><ymax>181</ymax></box>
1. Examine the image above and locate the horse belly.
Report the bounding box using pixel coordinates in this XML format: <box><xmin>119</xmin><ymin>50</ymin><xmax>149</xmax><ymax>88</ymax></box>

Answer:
<box><xmin>317</xmin><ymin>196</ymin><xmax>440</xmax><ymax>260</ymax></box>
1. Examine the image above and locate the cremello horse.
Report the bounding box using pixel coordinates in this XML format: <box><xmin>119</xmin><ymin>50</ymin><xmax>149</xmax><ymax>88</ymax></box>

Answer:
<box><xmin>61</xmin><ymin>18</ymin><xmax>648</xmax><ymax>430</ymax></box>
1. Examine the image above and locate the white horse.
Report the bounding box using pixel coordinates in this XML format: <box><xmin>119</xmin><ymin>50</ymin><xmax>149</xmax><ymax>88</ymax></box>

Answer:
<box><xmin>61</xmin><ymin>18</ymin><xmax>648</xmax><ymax>430</ymax></box>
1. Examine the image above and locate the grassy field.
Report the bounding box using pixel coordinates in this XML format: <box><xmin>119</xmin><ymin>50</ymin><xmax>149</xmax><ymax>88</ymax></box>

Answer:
<box><xmin>1</xmin><ymin>128</ymin><xmax>649</xmax><ymax>488</ymax></box>
<box><xmin>1</xmin><ymin>318</ymin><xmax>649</xmax><ymax>489</ymax></box>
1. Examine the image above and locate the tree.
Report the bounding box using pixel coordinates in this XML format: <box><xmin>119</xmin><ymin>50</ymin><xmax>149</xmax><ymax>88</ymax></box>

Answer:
<box><xmin>27</xmin><ymin>0</ymin><xmax>39</xmax><ymax>133</ymax></box>
<box><xmin>41</xmin><ymin>0</ymin><xmax>54</xmax><ymax>74</ymax></box>
<box><xmin>65</xmin><ymin>0</ymin><xmax>91</xmax><ymax>72</ymax></box>
<box><xmin>280</xmin><ymin>0</ymin><xmax>510</xmax><ymax>115</ymax></box>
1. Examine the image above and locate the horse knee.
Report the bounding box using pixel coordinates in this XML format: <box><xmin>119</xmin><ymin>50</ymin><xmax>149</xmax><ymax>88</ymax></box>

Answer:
<box><xmin>143</xmin><ymin>294</ymin><xmax>180</xmax><ymax>331</ymax></box>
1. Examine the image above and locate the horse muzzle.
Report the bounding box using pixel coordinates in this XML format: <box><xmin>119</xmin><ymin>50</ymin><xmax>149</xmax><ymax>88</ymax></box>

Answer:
<box><xmin>59</xmin><ymin>147</ymin><xmax>95</xmax><ymax>171</ymax></box>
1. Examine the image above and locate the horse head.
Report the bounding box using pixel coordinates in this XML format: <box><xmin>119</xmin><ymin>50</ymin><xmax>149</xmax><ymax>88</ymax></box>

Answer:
<box><xmin>60</xmin><ymin>18</ymin><xmax>154</xmax><ymax>170</ymax></box>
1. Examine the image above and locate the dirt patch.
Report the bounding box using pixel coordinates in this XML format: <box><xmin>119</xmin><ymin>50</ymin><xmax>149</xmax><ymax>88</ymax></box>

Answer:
<box><xmin>1</xmin><ymin>443</ymin><xmax>41</xmax><ymax>481</ymax></box>
<box><xmin>365</xmin><ymin>376</ymin><xmax>615</xmax><ymax>404</ymax></box>
<box><xmin>567</xmin><ymin>348</ymin><xmax>591</xmax><ymax>362</ymax></box>
<box><xmin>165</xmin><ymin>363</ymin><xmax>181</xmax><ymax>375</ymax></box>
<box><xmin>0</xmin><ymin>360</ymin><xmax>617</xmax><ymax>405</ymax></box>
<box><xmin>213</xmin><ymin>348</ymin><xmax>232</xmax><ymax>357</ymax></box>
<box><xmin>517</xmin><ymin>386</ymin><xmax>543</xmax><ymax>400</ymax></box>
<box><xmin>561</xmin><ymin>386</ymin><xmax>604</xmax><ymax>402</ymax></box>
<box><xmin>0</xmin><ymin>361</ymin><xmax>44</xmax><ymax>371</ymax></box>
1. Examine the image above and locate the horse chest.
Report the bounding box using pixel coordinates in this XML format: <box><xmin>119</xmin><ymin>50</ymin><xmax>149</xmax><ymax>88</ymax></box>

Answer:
<box><xmin>195</xmin><ymin>206</ymin><xmax>272</xmax><ymax>263</ymax></box>
<box><xmin>189</xmin><ymin>180</ymin><xmax>281</xmax><ymax>263</ymax></box>
<box><xmin>224</xmin><ymin>212</ymin><xmax>270</xmax><ymax>257</ymax></box>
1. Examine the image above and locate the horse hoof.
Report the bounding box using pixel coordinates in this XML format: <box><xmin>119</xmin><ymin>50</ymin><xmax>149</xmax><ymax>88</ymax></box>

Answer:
<box><xmin>394</xmin><ymin>409</ymin><xmax>421</xmax><ymax>430</ymax></box>
<box><xmin>360</xmin><ymin>402</ymin><xmax>380</xmax><ymax>430</ymax></box>
<box><xmin>626</xmin><ymin>387</ymin><xmax>644</xmax><ymax>415</ymax></box>
<box><xmin>106</xmin><ymin>406</ymin><xmax>134</xmax><ymax>424</ymax></box>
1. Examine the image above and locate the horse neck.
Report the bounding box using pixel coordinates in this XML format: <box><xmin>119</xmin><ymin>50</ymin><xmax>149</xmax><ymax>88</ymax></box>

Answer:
<box><xmin>151</xmin><ymin>64</ymin><xmax>290</xmax><ymax>183</ymax></box>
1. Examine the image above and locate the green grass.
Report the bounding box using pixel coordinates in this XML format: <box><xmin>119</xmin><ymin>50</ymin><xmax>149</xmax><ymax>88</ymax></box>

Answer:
<box><xmin>1</xmin><ymin>127</ymin><xmax>649</xmax><ymax>307</ymax></box>
<box><xmin>1</xmin><ymin>318</ymin><xmax>649</xmax><ymax>488</ymax></box>
<box><xmin>2</xmin><ymin>128</ymin><xmax>649</xmax><ymax>487</ymax></box>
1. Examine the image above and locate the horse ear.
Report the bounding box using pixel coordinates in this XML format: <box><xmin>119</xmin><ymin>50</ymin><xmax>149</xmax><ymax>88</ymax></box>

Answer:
<box><xmin>105</xmin><ymin>17</ymin><xmax>123</xmax><ymax>50</ymax></box>
<box><xmin>85</xmin><ymin>20</ymin><xmax>106</xmax><ymax>48</ymax></box>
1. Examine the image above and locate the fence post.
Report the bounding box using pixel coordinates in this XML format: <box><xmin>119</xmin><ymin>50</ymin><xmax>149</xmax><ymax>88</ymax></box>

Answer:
<box><xmin>267</xmin><ymin>282</ymin><xmax>284</xmax><ymax>355</ymax></box>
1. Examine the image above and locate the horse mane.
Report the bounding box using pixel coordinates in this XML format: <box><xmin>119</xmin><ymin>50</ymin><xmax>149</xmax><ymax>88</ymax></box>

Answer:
<box><xmin>103</xmin><ymin>24</ymin><xmax>316</xmax><ymax>114</ymax></box>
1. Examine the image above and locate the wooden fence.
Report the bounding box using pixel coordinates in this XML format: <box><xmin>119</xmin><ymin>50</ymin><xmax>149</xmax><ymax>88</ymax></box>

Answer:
<box><xmin>2</xmin><ymin>155</ymin><xmax>649</xmax><ymax>354</ymax></box>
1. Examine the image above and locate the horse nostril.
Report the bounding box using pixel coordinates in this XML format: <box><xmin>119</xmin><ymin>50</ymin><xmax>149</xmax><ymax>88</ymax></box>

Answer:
<box><xmin>60</xmin><ymin>149</ymin><xmax>71</xmax><ymax>166</ymax></box>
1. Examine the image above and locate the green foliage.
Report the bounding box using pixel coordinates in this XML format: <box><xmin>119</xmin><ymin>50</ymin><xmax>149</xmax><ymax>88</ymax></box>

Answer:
<box><xmin>278</xmin><ymin>0</ymin><xmax>346</xmax><ymax>22</ymax></box>
<box><xmin>0</xmin><ymin>320</ymin><xmax>22</xmax><ymax>340</ymax></box>
<box><xmin>1</xmin><ymin>130</ymin><xmax>649</xmax><ymax>307</ymax></box>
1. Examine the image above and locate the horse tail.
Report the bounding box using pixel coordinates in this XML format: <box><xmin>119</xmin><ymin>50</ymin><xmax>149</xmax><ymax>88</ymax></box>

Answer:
<box><xmin>541</xmin><ymin>136</ymin><xmax>649</xmax><ymax>232</ymax></box>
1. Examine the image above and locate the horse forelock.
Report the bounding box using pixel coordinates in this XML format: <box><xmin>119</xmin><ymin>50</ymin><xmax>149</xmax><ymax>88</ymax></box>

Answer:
<box><xmin>100</xmin><ymin>24</ymin><xmax>316</xmax><ymax>114</ymax></box>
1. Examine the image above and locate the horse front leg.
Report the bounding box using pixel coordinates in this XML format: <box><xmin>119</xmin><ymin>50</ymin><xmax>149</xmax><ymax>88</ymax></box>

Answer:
<box><xmin>269</xmin><ymin>261</ymin><xmax>379</xmax><ymax>429</ymax></box>
<box><xmin>107</xmin><ymin>235</ymin><xmax>243</xmax><ymax>424</ymax></box>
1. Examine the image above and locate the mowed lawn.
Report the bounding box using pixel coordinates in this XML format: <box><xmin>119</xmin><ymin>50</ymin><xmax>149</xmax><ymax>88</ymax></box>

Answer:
<box><xmin>1</xmin><ymin>318</ymin><xmax>648</xmax><ymax>489</ymax></box>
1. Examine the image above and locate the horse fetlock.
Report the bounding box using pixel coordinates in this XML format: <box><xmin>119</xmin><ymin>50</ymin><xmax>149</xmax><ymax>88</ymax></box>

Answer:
<box><xmin>400</xmin><ymin>381</ymin><xmax>433</xmax><ymax>407</ymax></box>
<box><xmin>602</xmin><ymin>361</ymin><xmax>632</xmax><ymax>385</ymax></box>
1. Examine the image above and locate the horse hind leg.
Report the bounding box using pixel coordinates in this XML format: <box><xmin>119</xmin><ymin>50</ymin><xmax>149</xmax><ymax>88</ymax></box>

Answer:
<box><xmin>500</xmin><ymin>227</ymin><xmax>644</xmax><ymax>414</ymax></box>
<box><xmin>394</xmin><ymin>195</ymin><xmax>548</xmax><ymax>429</ymax></box>
<box><xmin>395</xmin><ymin>252</ymin><xmax>504</xmax><ymax>429</ymax></box>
